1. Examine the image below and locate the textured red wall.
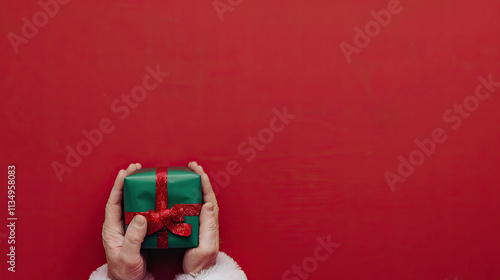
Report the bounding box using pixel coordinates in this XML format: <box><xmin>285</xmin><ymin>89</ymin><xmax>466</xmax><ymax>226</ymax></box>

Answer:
<box><xmin>1</xmin><ymin>0</ymin><xmax>500</xmax><ymax>279</ymax></box>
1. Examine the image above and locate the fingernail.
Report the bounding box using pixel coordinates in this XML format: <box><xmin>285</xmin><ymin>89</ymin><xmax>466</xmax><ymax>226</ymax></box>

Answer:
<box><xmin>134</xmin><ymin>215</ymin><xmax>146</xmax><ymax>226</ymax></box>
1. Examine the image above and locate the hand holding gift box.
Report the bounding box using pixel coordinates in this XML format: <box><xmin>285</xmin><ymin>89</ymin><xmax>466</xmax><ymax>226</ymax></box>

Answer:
<box><xmin>96</xmin><ymin>162</ymin><xmax>244</xmax><ymax>280</ymax></box>
<box><xmin>123</xmin><ymin>166</ymin><xmax>202</xmax><ymax>248</ymax></box>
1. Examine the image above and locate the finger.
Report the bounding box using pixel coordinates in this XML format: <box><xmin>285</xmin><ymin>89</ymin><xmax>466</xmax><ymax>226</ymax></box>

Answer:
<box><xmin>105</xmin><ymin>163</ymin><xmax>142</xmax><ymax>226</ymax></box>
<box><xmin>188</xmin><ymin>162</ymin><xmax>218</xmax><ymax>223</ymax></box>
<box><xmin>188</xmin><ymin>161</ymin><xmax>198</xmax><ymax>171</ymax></box>
<box><xmin>125</xmin><ymin>163</ymin><xmax>141</xmax><ymax>174</ymax></box>
<box><xmin>190</xmin><ymin>162</ymin><xmax>204</xmax><ymax>176</ymax></box>
<box><xmin>197</xmin><ymin>202</ymin><xmax>219</xmax><ymax>258</ymax></box>
<box><xmin>188</xmin><ymin>162</ymin><xmax>217</xmax><ymax>205</ymax></box>
<box><xmin>110</xmin><ymin>163</ymin><xmax>139</xmax><ymax>207</ymax></box>
<box><xmin>105</xmin><ymin>169</ymin><xmax>128</xmax><ymax>225</ymax></box>
<box><xmin>201</xmin><ymin>173</ymin><xmax>218</xmax><ymax>210</ymax></box>
<box><xmin>121</xmin><ymin>215</ymin><xmax>148</xmax><ymax>263</ymax></box>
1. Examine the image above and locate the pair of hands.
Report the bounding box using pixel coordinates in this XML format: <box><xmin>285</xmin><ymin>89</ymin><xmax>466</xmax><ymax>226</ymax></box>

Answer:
<box><xmin>101</xmin><ymin>162</ymin><xmax>220</xmax><ymax>280</ymax></box>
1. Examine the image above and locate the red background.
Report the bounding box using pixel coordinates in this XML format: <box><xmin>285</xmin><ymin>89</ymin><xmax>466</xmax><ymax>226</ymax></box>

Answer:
<box><xmin>1</xmin><ymin>0</ymin><xmax>500</xmax><ymax>279</ymax></box>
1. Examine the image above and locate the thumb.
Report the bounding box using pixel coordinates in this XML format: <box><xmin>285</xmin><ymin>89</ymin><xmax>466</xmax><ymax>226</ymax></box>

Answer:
<box><xmin>122</xmin><ymin>215</ymin><xmax>147</xmax><ymax>260</ymax></box>
<box><xmin>198</xmin><ymin>202</ymin><xmax>219</xmax><ymax>253</ymax></box>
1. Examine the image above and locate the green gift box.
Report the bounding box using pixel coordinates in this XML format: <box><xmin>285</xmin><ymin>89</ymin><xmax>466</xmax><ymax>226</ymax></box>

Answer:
<box><xmin>124</xmin><ymin>167</ymin><xmax>202</xmax><ymax>249</ymax></box>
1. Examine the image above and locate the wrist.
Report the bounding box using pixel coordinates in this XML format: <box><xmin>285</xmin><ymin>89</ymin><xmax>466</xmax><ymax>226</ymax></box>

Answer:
<box><xmin>107</xmin><ymin>265</ymin><xmax>145</xmax><ymax>280</ymax></box>
<box><xmin>184</xmin><ymin>255</ymin><xmax>217</xmax><ymax>275</ymax></box>
<box><xmin>175</xmin><ymin>252</ymin><xmax>247</xmax><ymax>280</ymax></box>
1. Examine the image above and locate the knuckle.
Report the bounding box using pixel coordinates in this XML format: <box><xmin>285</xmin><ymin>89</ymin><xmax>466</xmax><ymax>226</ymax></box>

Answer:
<box><xmin>206</xmin><ymin>218</ymin><xmax>218</xmax><ymax>231</ymax></box>
<box><xmin>102</xmin><ymin>233</ymin><xmax>114</xmax><ymax>249</ymax></box>
<box><xmin>127</xmin><ymin>164</ymin><xmax>137</xmax><ymax>173</ymax></box>
<box><xmin>118</xmin><ymin>169</ymin><xmax>127</xmax><ymax>178</ymax></box>
<box><xmin>102</xmin><ymin>226</ymin><xmax>111</xmax><ymax>240</ymax></box>
<box><xmin>125</xmin><ymin>230</ymin><xmax>143</xmax><ymax>244</ymax></box>
<box><xmin>105</xmin><ymin>204</ymin><xmax>112</xmax><ymax>214</ymax></box>
<box><xmin>125</xmin><ymin>234</ymin><xmax>139</xmax><ymax>245</ymax></box>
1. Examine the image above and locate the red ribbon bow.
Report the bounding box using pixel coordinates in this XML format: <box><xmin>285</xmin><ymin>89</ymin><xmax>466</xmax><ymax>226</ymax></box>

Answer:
<box><xmin>124</xmin><ymin>167</ymin><xmax>201</xmax><ymax>248</ymax></box>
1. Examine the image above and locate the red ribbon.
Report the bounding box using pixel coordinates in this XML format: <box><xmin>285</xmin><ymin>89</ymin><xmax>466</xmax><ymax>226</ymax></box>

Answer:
<box><xmin>124</xmin><ymin>167</ymin><xmax>201</xmax><ymax>248</ymax></box>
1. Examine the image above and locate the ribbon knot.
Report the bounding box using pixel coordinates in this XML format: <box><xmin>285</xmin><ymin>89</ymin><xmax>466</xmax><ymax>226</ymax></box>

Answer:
<box><xmin>142</xmin><ymin>204</ymin><xmax>202</xmax><ymax>236</ymax></box>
